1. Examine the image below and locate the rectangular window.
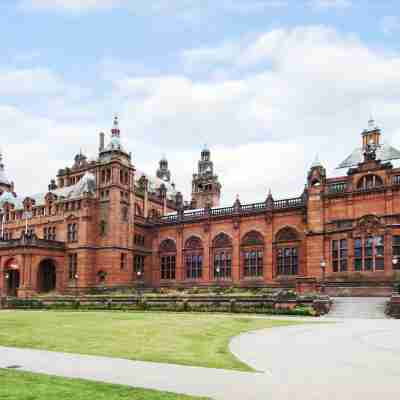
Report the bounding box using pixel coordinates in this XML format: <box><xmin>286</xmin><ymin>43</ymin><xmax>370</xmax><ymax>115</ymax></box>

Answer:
<box><xmin>393</xmin><ymin>236</ymin><xmax>400</xmax><ymax>270</ymax></box>
<box><xmin>185</xmin><ymin>254</ymin><xmax>203</xmax><ymax>279</ymax></box>
<box><xmin>354</xmin><ymin>236</ymin><xmax>384</xmax><ymax>272</ymax></box>
<box><xmin>67</xmin><ymin>223</ymin><xmax>78</xmax><ymax>242</ymax></box>
<box><xmin>277</xmin><ymin>247</ymin><xmax>298</xmax><ymax>275</ymax></box>
<box><xmin>244</xmin><ymin>250</ymin><xmax>263</xmax><ymax>277</ymax></box>
<box><xmin>120</xmin><ymin>253</ymin><xmax>127</xmax><ymax>270</ymax></box>
<box><xmin>68</xmin><ymin>254</ymin><xmax>78</xmax><ymax>280</ymax></box>
<box><xmin>134</xmin><ymin>255</ymin><xmax>145</xmax><ymax>276</ymax></box>
<box><xmin>214</xmin><ymin>251</ymin><xmax>232</xmax><ymax>279</ymax></box>
<box><xmin>332</xmin><ymin>239</ymin><xmax>348</xmax><ymax>272</ymax></box>
<box><xmin>161</xmin><ymin>255</ymin><xmax>176</xmax><ymax>280</ymax></box>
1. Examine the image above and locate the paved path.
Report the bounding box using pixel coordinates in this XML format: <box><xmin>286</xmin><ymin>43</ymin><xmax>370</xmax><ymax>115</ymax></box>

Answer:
<box><xmin>1</xmin><ymin>299</ymin><xmax>399</xmax><ymax>400</ymax></box>
<box><xmin>326</xmin><ymin>296</ymin><xmax>388</xmax><ymax>319</ymax></box>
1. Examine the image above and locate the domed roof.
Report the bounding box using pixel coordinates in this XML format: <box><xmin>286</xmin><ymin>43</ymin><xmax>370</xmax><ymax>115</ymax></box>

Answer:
<box><xmin>0</xmin><ymin>191</ymin><xmax>16</xmax><ymax>207</ymax></box>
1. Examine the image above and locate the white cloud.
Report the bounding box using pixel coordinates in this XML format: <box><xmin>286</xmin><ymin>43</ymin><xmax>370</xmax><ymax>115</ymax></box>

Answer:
<box><xmin>0</xmin><ymin>68</ymin><xmax>65</xmax><ymax>96</ymax></box>
<box><xmin>4</xmin><ymin>25</ymin><xmax>400</xmax><ymax>206</ymax></box>
<box><xmin>381</xmin><ymin>16</ymin><xmax>400</xmax><ymax>36</ymax></box>
<box><xmin>111</xmin><ymin>26</ymin><xmax>400</xmax><ymax>203</ymax></box>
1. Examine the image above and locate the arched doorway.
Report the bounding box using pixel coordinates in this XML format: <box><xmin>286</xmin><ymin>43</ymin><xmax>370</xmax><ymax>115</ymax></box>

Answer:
<box><xmin>4</xmin><ymin>258</ymin><xmax>20</xmax><ymax>297</ymax></box>
<box><xmin>38</xmin><ymin>259</ymin><xmax>57</xmax><ymax>293</ymax></box>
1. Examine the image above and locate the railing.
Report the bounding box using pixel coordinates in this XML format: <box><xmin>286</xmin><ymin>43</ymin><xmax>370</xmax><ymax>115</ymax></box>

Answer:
<box><xmin>0</xmin><ymin>234</ymin><xmax>66</xmax><ymax>250</ymax></box>
<box><xmin>274</xmin><ymin>197</ymin><xmax>304</xmax><ymax>209</ymax></box>
<box><xmin>393</xmin><ymin>175</ymin><xmax>400</xmax><ymax>186</ymax></box>
<box><xmin>327</xmin><ymin>182</ymin><xmax>347</xmax><ymax>194</ymax></box>
<box><xmin>157</xmin><ymin>196</ymin><xmax>305</xmax><ymax>224</ymax></box>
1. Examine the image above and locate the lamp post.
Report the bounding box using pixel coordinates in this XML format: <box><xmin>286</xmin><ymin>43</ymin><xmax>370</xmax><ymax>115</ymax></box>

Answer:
<box><xmin>74</xmin><ymin>273</ymin><xmax>79</xmax><ymax>295</ymax></box>
<box><xmin>320</xmin><ymin>259</ymin><xmax>326</xmax><ymax>294</ymax></box>
<box><xmin>393</xmin><ymin>256</ymin><xmax>398</xmax><ymax>268</ymax></box>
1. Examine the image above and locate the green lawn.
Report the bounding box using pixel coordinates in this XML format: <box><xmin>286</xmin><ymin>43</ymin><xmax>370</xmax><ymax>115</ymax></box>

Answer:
<box><xmin>0</xmin><ymin>368</ymin><xmax>210</xmax><ymax>400</ymax></box>
<box><xmin>0</xmin><ymin>311</ymin><xmax>298</xmax><ymax>371</ymax></box>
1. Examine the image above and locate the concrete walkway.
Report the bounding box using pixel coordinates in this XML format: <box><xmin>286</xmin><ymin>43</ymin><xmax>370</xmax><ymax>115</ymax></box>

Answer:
<box><xmin>1</xmin><ymin>299</ymin><xmax>399</xmax><ymax>399</ymax></box>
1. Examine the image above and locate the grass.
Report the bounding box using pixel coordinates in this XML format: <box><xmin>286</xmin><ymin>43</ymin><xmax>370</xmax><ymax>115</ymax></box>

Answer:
<box><xmin>0</xmin><ymin>311</ymin><xmax>299</xmax><ymax>371</ymax></box>
<box><xmin>0</xmin><ymin>368</ymin><xmax>210</xmax><ymax>400</ymax></box>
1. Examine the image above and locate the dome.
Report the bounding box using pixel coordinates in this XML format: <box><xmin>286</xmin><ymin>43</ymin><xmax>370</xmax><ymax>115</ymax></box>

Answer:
<box><xmin>0</xmin><ymin>191</ymin><xmax>16</xmax><ymax>206</ymax></box>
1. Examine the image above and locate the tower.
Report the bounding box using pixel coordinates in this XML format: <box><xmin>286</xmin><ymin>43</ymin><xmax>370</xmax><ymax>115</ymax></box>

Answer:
<box><xmin>362</xmin><ymin>117</ymin><xmax>381</xmax><ymax>150</ymax></box>
<box><xmin>191</xmin><ymin>146</ymin><xmax>221</xmax><ymax>209</ymax></box>
<box><xmin>156</xmin><ymin>155</ymin><xmax>171</xmax><ymax>182</ymax></box>
<box><xmin>0</xmin><ymin>151</ymin><xmax>12</xmax><ymax>195</ymax></box>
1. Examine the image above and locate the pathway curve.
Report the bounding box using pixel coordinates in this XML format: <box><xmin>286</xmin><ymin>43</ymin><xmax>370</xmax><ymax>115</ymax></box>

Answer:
<box><xmin>1</xmin><ymin>298</ymin><xmax>399</xmax><ymax>400</ymax></box>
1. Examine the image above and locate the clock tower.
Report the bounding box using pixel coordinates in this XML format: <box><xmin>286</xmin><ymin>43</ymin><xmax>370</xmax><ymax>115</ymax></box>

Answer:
<box><xmin>191</xmin><ymin>146</ymin><xmax>221</xmax><ymax>209</ymax></box>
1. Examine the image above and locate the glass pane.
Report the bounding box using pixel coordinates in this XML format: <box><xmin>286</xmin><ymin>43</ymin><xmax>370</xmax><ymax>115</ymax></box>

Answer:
<box><xmin>354</xmin><ymin>258</ymin><xmax>362</xmax><ymax>271</ymax></box>
<box><xmin>332</xmin><ymin>240</ymin><xmax>338</xmax><ymax>250</ymax></box>
<box><xmin>365</xmin><ymin>258</ymin><xmax>373</xmax><ymax>271</ymax></box>
<box><xmin>375</xmin><ymin>257</ymin><xmax>384</xmax><ymax>271</ymax></box>
<box><xmin>333</xmin><ymin>260</ymin><xmax>338</xmax><ymax>272</ymax></box>
<box><xmin>376</xmin><ymin>246</ymin><xmax>384</xmax><ymax>257</ymax></box>
<box><xmin>355</xmin><ymin>238</ymin><xmax>362</xmax><ymax>248</ymax></box>
<box><xmin>340</xmin><ymin>259</ymin><xmax>348</xmax><ymax>272</ymax></box>
<box><xmin>340</xmin><ymin>239</ymin><xmax>347</xmax><ymax>249</ymax></box>
<box><xmin>355</xmin><ymin>248</ymin><xmax>362</xmax><ymax>258</ymax></box>
<box><xmin>375</xmin><ymin>236</ymin><xmax>384</xmax><ymax>246</ymax></box>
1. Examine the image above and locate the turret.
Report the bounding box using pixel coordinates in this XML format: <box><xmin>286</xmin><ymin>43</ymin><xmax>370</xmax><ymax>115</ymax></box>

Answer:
<box><xmin>0</xmin><ymin>150</ymin><xmax>12</xmax><ymax>195</ymax></box>
<box><xmin>156</xmin><ymin>155</ymin><xmax>171</xmax><ymax>182</ymax></box>
<box><xmin>191</xmin><ymin>146</ymin><xmax>221</xmax><ymax>209</ymax></box>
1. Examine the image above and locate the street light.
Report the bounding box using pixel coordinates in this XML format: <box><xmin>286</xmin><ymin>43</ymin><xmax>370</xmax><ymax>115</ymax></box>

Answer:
<box><xmin>320</xmin><ymin>259</ymin><xmax>326</xmax><ymax>293</ymax></box>
<box><xmin>393</xmin><ymin>257</ymin><xmax>398</xmax><ymax>267</ymax></box>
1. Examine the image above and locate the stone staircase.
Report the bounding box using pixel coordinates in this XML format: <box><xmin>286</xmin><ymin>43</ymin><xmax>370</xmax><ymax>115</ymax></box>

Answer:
<box><xmin>326</xmin><ymin>297</ymin><xmax>389</xmax><ymax>319</ymax></box>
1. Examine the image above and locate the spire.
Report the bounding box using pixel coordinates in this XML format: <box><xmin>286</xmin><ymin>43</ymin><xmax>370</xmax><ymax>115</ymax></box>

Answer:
<box><xmin>311</xmin><ymin>154</ymin><xmax>322</xmax><ymax>168</ymax></box>
<box><xmin>111</xmin><ymin>115</ymin><xmax>120</xmax><ymax>138</ymax></box>
<box><xmin>367</xmin><ymin>115</ymin><xmax>378</xmax><ymax>132</ymax></box>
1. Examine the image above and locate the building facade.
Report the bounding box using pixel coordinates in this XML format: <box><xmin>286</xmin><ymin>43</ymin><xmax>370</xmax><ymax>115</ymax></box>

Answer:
<box><xmin>2</xmin><ymin>118</ymin><xmax>400</xmax><ymax>297</ymax></box>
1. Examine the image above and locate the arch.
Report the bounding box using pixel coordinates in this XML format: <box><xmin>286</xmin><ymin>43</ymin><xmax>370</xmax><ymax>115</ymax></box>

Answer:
<box><xmin>37</xmin><ymin>259</ymin><xmax>57</xmax><ymax>293</ymax></box>
<box><xmin>357</xmin><ymin>174</ymin><xmax>383</xmax><ymax>190</ymax></box>
<box><xmin>4</xmin><ymin>258</ymin><xmax>20</xmax><ymax>297</ymax></box>
<box><xmin>159</xmin><ymin>238</ymin><xmax>177</xmax><ymax>253</ymax></box>
<box><xmin>212</xmin><ymin>232</ymin><xmax>232</xmax><ymax>248</ymax></box>
<box><xmin>241</xmin><ymin>230</ymin><xmax>264</xmax><ymax>246</ymax></box>
<box><xmin>275</xmin><ymin>226</ymin><xmax>299</xmax><ymax>242</ymax></box>
<box><xmin>97</xmin><ymin>270</ymin><xmax>107</xmax><ymax>284</ymax></box>
<box><xmin>184</xmin><ymin>236</ymin><xmax>203</xmax><ymax>250</ymax></box>
<box><xmin>135</xmin><ymin>202</ymin><xmax>143</xmax><ymax>216</ymax></box>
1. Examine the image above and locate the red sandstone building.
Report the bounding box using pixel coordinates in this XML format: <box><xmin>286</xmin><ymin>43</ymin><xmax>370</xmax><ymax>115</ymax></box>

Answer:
<box><xmin>1</xmin><ymin>117</ymin><xmax>400</xmax><ymax>297</ymax></box>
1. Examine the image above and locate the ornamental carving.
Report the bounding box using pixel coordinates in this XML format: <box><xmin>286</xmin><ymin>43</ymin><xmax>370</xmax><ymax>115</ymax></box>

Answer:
<box><xmin>275</xmin><ymin>226</ymin><xmax>299</xmax><ymax>242</ymax></box>
<box><xmin>354</xmin><ymin>214</ymin><xmax>384</xmax><ymax>235</ymax></box>
<box><xmin>212</xmin><ymin>232</ymin><xmax>232</xmax><ymax>248</ymax></box>
<box><xmin>241</xmin><ymin>230</ymin><xmax>264</xmax><ymax>246</ymax></box>
<box><xmin>159</xmin><ymin>238</ymin><xmax>176</xmax><ymax>253</ymax></box>
<box><xmin>184</xmin><ymin>236</ymin><xmax>203</xmax><ymax>250</ymax></box>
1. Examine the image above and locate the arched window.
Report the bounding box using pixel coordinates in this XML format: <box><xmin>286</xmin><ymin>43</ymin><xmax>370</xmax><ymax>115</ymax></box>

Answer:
<box><xmin>212</xmin><ymin>233</ymin><xmax>232</xmax><ymax>280</ymax></box>
<box><xmin>275</xmin><ymin>227</ymin><xmax>300</xmax><ymax>276</ymax></box>
<box><xmin>184</xmin><ymin>236</ymin><xmax>203</xmax><ymax>280</ymax></box>
<box><xmin>241</xmin><ymin>231</ymin><xmax>264</xmax><ymax>278</ymax></box>
<box><xmin>357</xmin><ymin>174</ymin><xmax>383</xmax><ymax>190</ymax></box>
<box><xmin>159</xmin><ymin>239</ymin><xmax>176</xmax><ymax>280</ymax></box>
<box><xmin>135</xmin><ymin>203</ymin><xmax>143</xmax><ymax>217</ymax></box>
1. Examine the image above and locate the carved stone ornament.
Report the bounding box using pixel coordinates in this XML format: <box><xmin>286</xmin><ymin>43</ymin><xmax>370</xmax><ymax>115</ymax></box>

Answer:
<box><xmin>354</xmin><ymin>214</ymin><xmax>383</xmax><ymax>236</ymax></box>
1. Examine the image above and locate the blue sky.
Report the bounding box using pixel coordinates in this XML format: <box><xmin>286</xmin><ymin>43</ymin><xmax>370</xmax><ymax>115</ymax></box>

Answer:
<box><xmin>1</xmin><ymin>0</ymin><xmax>400</xmax><ymax>204</ymax></box>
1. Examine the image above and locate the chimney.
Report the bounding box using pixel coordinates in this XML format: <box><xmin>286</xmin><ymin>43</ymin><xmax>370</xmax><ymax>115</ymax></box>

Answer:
<box><xmin>99</xmin><ymin>132</ymin><xmax>105</xmax><ymax>152</ymax></box>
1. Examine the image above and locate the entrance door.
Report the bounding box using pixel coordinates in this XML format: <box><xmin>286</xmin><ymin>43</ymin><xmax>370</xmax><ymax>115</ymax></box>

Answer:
<box><xmin>38</xmin><ymin>260</ymin><xmax>56</xmax><ymax>293</ymax></box>
<box><xmin>6</xmin><ymin>269</ymin><xmax>20</xmax><ymax>297</ymax></box>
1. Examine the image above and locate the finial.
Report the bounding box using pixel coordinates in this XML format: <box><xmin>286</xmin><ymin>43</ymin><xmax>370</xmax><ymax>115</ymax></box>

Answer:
<box><xmin>268</xmin><ymin>188</ymin><xmax>272</xmax><ymax>197</ymax></box>
<box><xmin>368</xmin><ymin>115</ymin><xmax>377</xmax><ymax>131</ymax></box>
<box><xmin>111</xmin><ymin>115</ymin><xmax>120</xmax><ymax>137</ymax></box>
